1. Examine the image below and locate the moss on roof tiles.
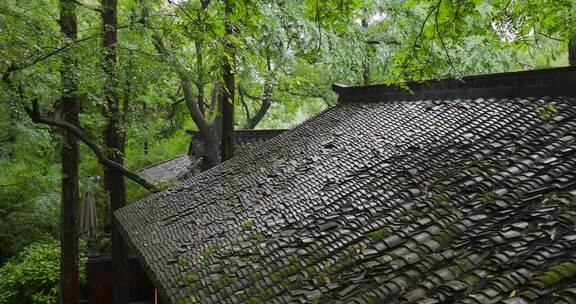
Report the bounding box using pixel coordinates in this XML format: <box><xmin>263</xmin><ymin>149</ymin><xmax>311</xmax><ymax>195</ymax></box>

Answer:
<box><xmin>117</xmin><ymin>95</ymin><xmax>576</xmax><ymax>304</ymax></box>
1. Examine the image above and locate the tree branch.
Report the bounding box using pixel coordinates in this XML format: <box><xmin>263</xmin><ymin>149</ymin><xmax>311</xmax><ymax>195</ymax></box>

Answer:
<box><xmin>138</xmin><ymin>0</ymin><xmax>220</xmax><ymax>168</ymax></box>
<box><xmin>2</xmin><ymin>36</ymin><xmax>93</xmax><ymax>83</ymax></box>
<box><xmin>239</xmin><ymin>85</ymin><xmax>272</xmax><ymax>129</ymax></box>
<box><xmin>537</xmin><ymin>32</ymin><xmax>565</xmax><ymax>42</ymax></box>
<box><xmin>238</xmin><ymin>87</ymin><xmax>251</xmax><ymax>122</ymax></box>
<box><xmin>434</xmin><ymin>0</ymin><xmax>455</xmax><ymax>76</ymax></box>
<box><xmin>138</xmin><ymin>0</ymin><xmax>211</xmax><ymax>133</ymax></box>
<box><xmin>395</xmin><ymin>1</ymin><xmax>441</xmax><ymax>83</ymax></box>
<box><xmin>247</xmin><ymin>97</ymin><xmax>271</xmax><ymax>129</ymax></box>
<box><xmin>24</xmin><ymin>100</ymin><xmax>159</xmax><ymax>193</ymax></box>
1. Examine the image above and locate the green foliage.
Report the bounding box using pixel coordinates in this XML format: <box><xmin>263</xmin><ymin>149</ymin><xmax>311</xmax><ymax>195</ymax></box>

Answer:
<box><xmin>269</xmin><ymin>272</ymin><xmax>281</xmax><ymax>283</ymax></box>
<box><xmin>252</xmin><ymin>232</ymin><xmax>265</xmax><ymax>242</ymax></box>
<box><xmin>185</xmin><ymin>271</ymin><xmax>199</xmax><ymax>283</ymax></box>
<box><xmin>535</xmin><ymin>260</ymin><xmax>576</xmax><ymax>287</ymax></box>
<box><xmin>534</xmin><ymin>104</ymin><xmax>557</xmax><ymax>122</ymax></box>
<box><xmin>249</xmin><ymin>270</ymin><xmax>263</xmax><ymax>282</ymax></box>
<box><xmin>0</xmin><ymin>119</ymin><xmax>60</xmax><ymax>262</ymax></box>
<box><xmin>0</xmin><ymin>240</ymin><xmax>86</xmax><ymax>304</ymax></box>
<box><xmin>368</xmin><ymin>228</ymin><xmax>391</xmax><ymax>241</ymax></box>
<box><xmin>243</xmin><ymin>219</ymin><xmax>255</xmax><ymax>229</ymax></box>
<box><xmin>199</xmin><ymin>244</ymin><xmax>218</xmax><ymax>259</ymax></box>
<box><xmin>245</xmin><ymin>296</ymin><xmax>263</xmax><ymax>304</ymax></box>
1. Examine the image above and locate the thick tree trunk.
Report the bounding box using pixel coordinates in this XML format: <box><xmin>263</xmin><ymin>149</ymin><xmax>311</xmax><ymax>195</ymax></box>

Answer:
<box><xmin>245</xmin><ymin>54</ymin><xmax>273</xmax><ymax>129</ymax></box>
<box><xmin>569</xmin><ymin>38</ymin><xmax>576</xmax><ymax>66</ymax></box>
<box><xmin>221</xmin><ymin>0</ymin><xmax>235</xmax><ymax>161</ymax></box>
<box><xmin>195</xmin><ymin>39</ymin><xmax>206</xmax><ymax>115</ymax></box>
<box><xmin>59</xmin><ymin>1</ymin><xmax>80</xmax><ymax>303</ymax></box>
<box><xmin>102</xmin><ymin>0</ymin><xmax>129</xmax><ymax>303</ymax></box>
<box><xmin>181</xmin><ymin>75</ymin><xmax>220</xmax><ymax>169</ymax></box>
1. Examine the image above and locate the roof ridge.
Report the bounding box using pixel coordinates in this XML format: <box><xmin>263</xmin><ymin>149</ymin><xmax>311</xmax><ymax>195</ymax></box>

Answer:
<box><xmin>137</xmin><ymin>154</ymin><xmax>189</xmax><ymax>172</ymax></box>
<box><xmin>186</xmin><ymin>129</ymin><xmax>288</xmax><ymax>139</ymax></box>
<box><xmin>333</xmin><ymin>66</ymin><xmax>576</xmax><ymax>104</ymax></box>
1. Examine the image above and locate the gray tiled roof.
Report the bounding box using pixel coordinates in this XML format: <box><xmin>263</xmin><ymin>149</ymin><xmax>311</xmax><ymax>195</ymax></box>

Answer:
<box><xmin>117</xmin><ymin>68</ymin><xmax>576</xmax><ymax>304</ymax></box>
<box><xmin>188</xmin><ymin>129</ymin><xmax>287</xmax><ymax>155</ymax></box>
<box><xmin>138</xmin><ymin>154</ymin><xmax>196</xmax><ymax>184</ymax></box>
<box><xmin>139</xmin><ymin>130</ymin><xmax>286</xmax><ymax>184</ymax></box>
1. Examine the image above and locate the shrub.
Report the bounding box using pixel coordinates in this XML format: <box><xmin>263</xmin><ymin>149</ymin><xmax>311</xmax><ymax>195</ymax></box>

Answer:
<box><xmin>0</xmin><ymin>240</ymin><xmax>86</xmax><ymax>304</ymax></box>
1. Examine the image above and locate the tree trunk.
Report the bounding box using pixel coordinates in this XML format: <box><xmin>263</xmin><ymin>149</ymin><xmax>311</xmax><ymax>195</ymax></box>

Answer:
<box><xmin>246</xmin><ymin>98</ymin><xmax>270</xmax><ymax>129</ymax></box>
<box><xmin>139</xmin><ymin>0</ymin><xmax>219</xmax><ymax>169</ymax></box>
<box><xmin>102</xmin><ymin>0</ymin><xmax>129</xmax><ymax>303</ymax></box>
<box><xmin>195</xmin><ymin>1</ymin><xmax>210</xmax><ymax>116</ymax></box>
<box><xmin>362</xmin><ymin>63</ymin><xmax>371</xmax><ymax>86</ymax></box>
<box><xmin>245</xmin><ymin>53</ymin><xmax>273</xmax><ymax>129</ymax></box>
<box><xmin>208</xmin><ymin>82</ymin><xmax>222</xmax><ymax>120</ymax></box>
<box><xmin>569</xmin><ymin>38</ymin><xmax>576</xmax><ymax>66</ymax></box>
<box><xmin>195</xmin><ymin>39</ymin><xmax>206</xmax><ymax>115</ymax></box>
<box><xmin>59</xmin><ymin>1</ymin><xmax>80</xmax><ymax>303</ymax></box>
<box><xmin>361</xmin><ymin>16</ymin><xmax>370</xmax><ymax>85</ymax></box>
<box><xmin>221</xmin><ymin>0</ymin><xmax>235</xmax><ymax>161</ymax></box>
<box><xmin>181</xmin><ymin>75</ymin><xmax>220</xmax><ymax>169</ymax></box>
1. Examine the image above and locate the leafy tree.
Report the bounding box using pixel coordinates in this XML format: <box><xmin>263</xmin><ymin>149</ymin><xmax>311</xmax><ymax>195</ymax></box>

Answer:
<box><xmin>0</xmin><ymin>240</ymin><xmax>86</xmax><ymax>304</ymax></box>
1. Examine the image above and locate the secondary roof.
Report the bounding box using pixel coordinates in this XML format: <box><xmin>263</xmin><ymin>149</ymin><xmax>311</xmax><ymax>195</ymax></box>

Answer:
<box><xmin>138</xmin><ymin>129</ymin><xmax>286</xmax><ymax>184</ymax></box>
<box><xmin>117</xmin><ymin>67</ymin><xmax>576</xmax><ymax>304</ymax></box>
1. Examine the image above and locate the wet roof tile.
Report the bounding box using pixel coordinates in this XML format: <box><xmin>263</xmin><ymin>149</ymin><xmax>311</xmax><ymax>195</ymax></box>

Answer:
<box><xmin>117</xmin><ymin>68</ymin><xmax>576</xmax><ymax>304</ymax></box>
<box><xmin>138</xmin><ymin>130</ymin><xmax>286</xmax><ymax>184</ymax></box>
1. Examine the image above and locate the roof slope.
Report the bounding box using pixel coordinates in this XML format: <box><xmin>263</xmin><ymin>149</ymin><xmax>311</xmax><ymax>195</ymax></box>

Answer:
<box><xmin>139</xmin><ymin>154</ymin><xmax>196</xmax><ymax>184</ymax></box>
<box><xmin>187</xmin><ymin>129</ymin><xmax>287</xmax><ymax>153</ymax></box>
<box><xmin>117</xmin><ymin>71</ymin><xmax>576</xmax><ymax>304</ymax></box>
<box><xmin>139</xmin><ymin>130</ymin><xmax>287</xmax><ymax>184</ymax></box>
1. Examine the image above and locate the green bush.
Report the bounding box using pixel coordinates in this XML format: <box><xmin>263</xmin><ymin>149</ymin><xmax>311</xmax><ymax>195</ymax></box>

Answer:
<box><xmin>0</xmin><ymin>240</ymin><xmax>86</xmax><ymax>304</ymax></box>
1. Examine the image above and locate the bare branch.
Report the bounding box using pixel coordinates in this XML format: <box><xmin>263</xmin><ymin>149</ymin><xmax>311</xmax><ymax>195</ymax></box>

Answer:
<box><xmin>537</xmin><ymin>32</ymin><xmax>565</xmax><ymax>42</ymax></box>
<box><xmin>24</xmin><ymin>100</ymin><xmax>159</xmax><ymax>193</ymax></box>
<box><xmin>167</xmin><ymin>0</ymin><xmax>196</xmax><ymax>23</ymax></box>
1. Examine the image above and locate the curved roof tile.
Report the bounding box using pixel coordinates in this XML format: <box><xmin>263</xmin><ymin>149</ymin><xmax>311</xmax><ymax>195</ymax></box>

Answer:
<box><xmin>117</xmin><ymin>68</ymin><xmax>576</xmax><ymax>304</ymax></box>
